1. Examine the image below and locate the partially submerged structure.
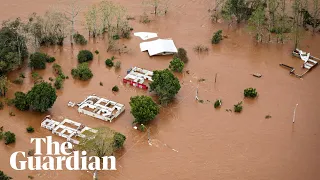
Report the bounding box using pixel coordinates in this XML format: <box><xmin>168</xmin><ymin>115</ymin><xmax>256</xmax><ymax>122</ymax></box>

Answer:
<box><xmin>41</xmin><ymin>115</ymin><xmax>97</xmax><ymax>144</ymax></box>
<box><xmin>76</xmin><ymin>95</ymin><xmax>125</xmax><ymax>122</ymax></box>
<box><xmin>280</xmin><ymin>49</ymin><xmax>319</xmax><ymax>78</ymax></box>
<box><xmin>140</xmin><ymin>39</ymin><xmax>178</xmax><ymax>56</ymax></box>
<box><xmin>134</xmin><ymin>32</ymin><xmax>158</xmax><ymax>40</ymax></box>
<box><xmin>123</xmin><ymin>67</ymin><xmax>153</xmax><ymax>90</ymax></box>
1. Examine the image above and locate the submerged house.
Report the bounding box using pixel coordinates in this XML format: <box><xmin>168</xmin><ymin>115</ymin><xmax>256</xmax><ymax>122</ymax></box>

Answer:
<box><xmin>123</xmin><ymin>67</ymin><xmax>153</xmax><ymax>90</ymax></box>
<box><xmin>140</xmin><ymin>39</ymin><xmax>178</xmax><ymax>56</ymax></box>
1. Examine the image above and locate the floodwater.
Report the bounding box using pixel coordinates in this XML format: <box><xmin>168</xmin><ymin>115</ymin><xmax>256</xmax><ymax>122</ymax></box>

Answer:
<box><xmin>1</xmin><ymin>0</ymin><xmax>320</xmax><ymax>179</ymax></box>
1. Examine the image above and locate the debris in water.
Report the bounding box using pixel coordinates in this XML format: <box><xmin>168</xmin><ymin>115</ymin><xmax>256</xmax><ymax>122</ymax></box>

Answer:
<box><xmin>251</xmin><ymin>73</ymin><xmax>262</xmax><ymax>78</ymax></box>
<box><xmin>265</xmin><ymin>115</ymin><xmax>272</xmax><ymax>119</ymax></box>
<box><xmin>292</xmin><ymin>104</ymin><xmax>298</xmax><ymax>123</ymax></box>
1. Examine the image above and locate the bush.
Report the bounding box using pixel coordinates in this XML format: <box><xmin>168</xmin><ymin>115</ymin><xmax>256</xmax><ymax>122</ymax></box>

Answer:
<box><xmin>49</xmin><ymin>77</ymin><xmax>54</xmax><ymax>81</ymax></box>
<box><xmin>14</xmin><ymin>91</ymin><xmax>29</xmax><ymax>111</ymax></box>
<box><xmin>53</xmin><ymin>63</ymin><xmax>63</xmax><ymax>75</ymax></box>
<box><xmin>234</xmin><ymin>101</ymin><xmax>243</xmax><ymax>113</ymax></box>
<box><xmin>169</xmin><ymin>57</ymin><xmax>184</xmax><ymax>72</ymax></box>
<box><xmin>173</xmin><ymin>48</ymin><xmax>189</xmax><ymax>63</ymax></box>
<box><xmin>0</xmin><ymin>101</ymin><xmax>3</xmax><ymax>110</ymax></box>
<box><xmin>27</xmin><ymin>82</ymin><xmax>57</xmax><ymax>112</ymax></box>
<box><xmin>112</xmin><ymin>34</ymin><xmax>120</xmax><ymax>40</ymax></box>
<box><xmin>105</xmin><ymin>59</ymin><xmax>114</xmax><ymax>67</ymax></box>
<box><xmin>71</xmin><ymin>63</ymin><xmax>93</xmax><ymax>81</ymax></box>
<box><xmin>31</xmin><ymin>72</ymin><xmax>43</xmax><ymax>83</ymax></box>
<box><xmin>0</xmin><ymin>170</ymin><xmax>12</xmax><ymax>180</ymax></box>
<box><xmin>114</xmin><ymin>61</ymin><xmax>121</xmax><ymax>69</ymax></box>
<box><xmin>77</xmin><ymin>50</ymin><xmax>93</xmax><ymax>63</ymax></box>
<box><xmin>112</xmin><ymin>86</ymin><xmax>119</xmax><ymax>92</ymax></box>
<box><xmin>212</xmin><ymin>30</ymin><xmax>223</xmax><ymax>44</ymax></box>
<box><xmin>113</xmin><ymin>132</ymin><xmax>126</xmax><ymax>150</ymax></box>
<box><xmin>46</xmin><ymin>57</ymin><xmax>55</xmax><ymax>63</ymax></box>
<box><xmin>73</xmin><ymin>33</ymin><xmax>87</xmax><ymax>45</ymax></box>
<box><xmin>26</xmin><ymin>126</ymin><xmax>35</xmax><ymax>133</ymax></box>
<box><xmin>149</xmin><ymin>69</ymin><xmax>181</xmax><ymax>105</ymax></box>
<box><xmin>130</xmin><ymin>95</ymin><xmax>160</xmax><ymax>124</ymax></box>
<box><xmin>95</xmin><ymin>50</ymin><xmax>99</xmax><ymax>54</ymax></box>
<box><xmin>244</xmin><ymin>88</ymin><xmax>258</xmax><ymax>98</ymax></box>
<box><xmin>193</xmin><ymin>44</ymin><xmax>209</xmax><ymax>53</ymax></box>
<box><xmin>214</xmin><ymin>99</ymin><xmax>222</xmax><ymax>108</ymax></box>
<box><xmin>13</xmin><ymin>77</ymin><xmax>24</xmax><ymax>84</ymax></box>
<box><xmin>4</xmin><ymin>131</ymin><xmax>16</xmax><ymax>144</ymax></box>
<box><xmin>19</xmin><ymin>73</ymin><xmax>25</xmax><ymax>78</ymax></box>
<box><xmin>54</xmin><ymin>76</ymin><xmax>63</xmax><ymax>89</ymax></box>
<box><xmin>29</xmin><ymin>52</ymin><xmax>47</xmax><ymax>69</ymax></box>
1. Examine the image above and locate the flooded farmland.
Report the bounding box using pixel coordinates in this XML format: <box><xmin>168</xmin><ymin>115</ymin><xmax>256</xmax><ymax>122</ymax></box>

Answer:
<box><xmin>0</xmin><ymin>0</ymin><xmax>320</xmax><ymax>179</ymax></box>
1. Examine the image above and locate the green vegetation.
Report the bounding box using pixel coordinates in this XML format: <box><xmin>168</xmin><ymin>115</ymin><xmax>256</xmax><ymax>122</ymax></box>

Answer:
<box><xmin>27</xmin><ymin>82</ymin><xmax>57</xmax><ymax>112</ymax></box>
<box><xmin>14</xmin><ymin>91</ymin><xmax>29</xmax><ymax>111</ymax></box>
<box><xmin>26</xmin><ymin>126</ymin><xmax>35</xmax><ymax>133</ymax></box>
<box><xmin>4</xmin><ymin>131</ymin><xmax>16</xmax><ymax>145</ymax></box>
<box><xmin>173</xmin><ymin>48</ymin><xmax>189</xmax><ymax>63</ymax></box>
<box><xmin>71</xmin><ymin>63</ymin><xmax>93</xmax><ymax>81</ymax></box>
<box><xmin>0</xmin><ymin>101</ymin><xmax>3</xmax><ymax>110</ymax></box>
<box><xmin>214</xmin><ymin>99</ymin><xmax>222</xmax><ymax>108</ymax></box>
<box><xmin>31</xmin><ymin>72</ymin><xmax>43</xmax><ymax>84</ymax></box>
<box><xmin>0</xmin><ymin>170</ymin><xmax>12</xmax><ymax>180</ymax></box>
<box><xmin>248</xmin><ymin>5</ymin><xmax>265</xmax><ymax>42</ymax></box>
<box><xmin>77</xmin><ymin>50</ymin><xmax>93</xmax><ymax>63</ymax></box>
<box><xmin>129</xmin><ymin>95</ymin><xmax>160</xmax><ymax>125</ymax></box>
<box><xmin>29</xmin><ymin>52</ymin><xmax>55</xmax><ymax>69</ymax></box>
<box><xmin>54</xmin><ymin>76</ymin><xmax>64</xmax><ymax>89</ymax></box>
<box><xmin>95</xmin><ymin>50</ymin><xmax>99</xmax><ymax>54</ymax></box>
<box><xmin>244</xmin><ymin>88</ymin><xmax>258</xmax><ymax>98</ymax></box>
<box><xmin>112</xmin><ymin>85</ymin><xmax>119</xmax><ymax>92</ymax></box>
<box><xmin>105</xmin><ymin>59</ymin><xmax>114</xmax><ymax>67</ymax></box>
<box><xmin>169</xmin><ymin>57</ymin><xmax>184</xmax><ymax>72</ymax></box>
<box><xmin>0</xmin><ymin>76</ymin><xmax>9</xmax><ymax>97</ymax></box>
<box><xmin>212</xmin><ymin>30</ymin><xmax>223</xmax><ymax>44</ymax></box>
<box><xmin>234</xmin><ymin>101</ymin><xmax>243</xmax><ymax>113</ymax></box>
<box><xmin>77</xmin><ymin>127</ymin><xmax>126</xmax><ymax>158</ymax></box>
<box><xmin>13</xmin><ymin>77</ymin><xmax>24</xmax><ymax>84</ymax></box>
<box><xmin>73</xmin><ymin>33</ymin><xmax>87</xmax><ymax>45</ymax></box>
<box><xmin>149</xmin><ymin>69</ymin><xmax>181</xmax><ymax>105</ymax></box>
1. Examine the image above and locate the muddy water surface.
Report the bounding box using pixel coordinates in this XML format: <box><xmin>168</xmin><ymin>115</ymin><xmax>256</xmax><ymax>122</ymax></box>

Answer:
<box><xmin>0</xmin><ymin>0</ymin><xmax>320</xmax><ymax>180</ymax></box>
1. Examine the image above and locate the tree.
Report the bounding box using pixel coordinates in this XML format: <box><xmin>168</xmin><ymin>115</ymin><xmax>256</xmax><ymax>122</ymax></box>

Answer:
<box><xmin>26</xmin><ymin>82</ymin><xmax>57</xmax><ymax>112</ymax></box>
<box><xmin>292</xmin><ymin>0</ymin><xmax>304</xmax><ymax>48</ymax></box>
<box><xmin>248</xmin><ymin>5</ymin><xmax>266</xmax><ymax>42</ymax></box>
<box><xmin>64</xmin><ymin>0</ymin><xmax>81</xmax><ymax>45</ymax></box>
<box><xmin>312</xmin><ymin>0</ymin><xmax>320</xmax><ymax>34</ymax></box>
<box><xmin>85</xmin><ymin>5</ymin><xmax>99</xmax><ymax>37</ymax></box>
<box><xmin>0</xmin><ymin>171</ymin><xmax>12</xmax><ymax>180</ymax></box>
<box><xmin>29</xmin><ymin>52</ymin><xmax>47</xmax><ymax>69</ymax></box>
<box><xmin>149</xmin><ymin>69</ymin><xmax>181</xmax><ymax>105</ymax></box>
<box><xmin>0</xmin><ymin>19</ymin><xmax>28</xmax><ymax>75</ymax></box>
<box><xmin>173</xmin><ymin>48</ymin><xmax>189</xmax><ymax>63</ymax></box>
<box><xmin>71</xmin><ymin>63</ymin><xmax>93</xmax><ymax>81</ymax></box>
<box><xmin>212</xmin><ymin>30</ymin><xmax>223</xmax><ymax>44</ymax></box>
<box><xmin>77</xmin><ymin>50</ymin><xmax>93</xmax><ymax>63</ymax></box>
<box><xmin>73</xmin><ymin>33</ymin><xmax>87</xmax><ymax>45</ymax></box>
<box><xmin>129</xmin><ymin>95</ymin><xmax>160</xmax><ymax>124</ymax></box>
<box><xmin>14</xmin><ymin>91</ymin><xmax>29</xmax><ymax>111</ymax></box>
<box><xmin>222</xmin><ymin>0</ymin><xmax>247</xmax><ymax>24</ymax></box>
<box><xmin>143</xmin><ymin>0</ymin><xmax>169</xmax><ymax>16</ymax></box>
<box><xmin>77</xmin><ymin>127</ymin><xmax>116</xmax><ymax>158</ymax></box>
<box><xmin>4</xmin><ymin>131</ymin><xmax>16</xmax><ymax>145</ymax></box>
<box><xmin>276</xmin><ymin>0</ymin><xmax>290</xmax><ymax>43</ymax></box>
<box><xmin>0</xmin><ymin>76</ymin><xmax>9</xmax><ymax>97</ymax></box>
<box><xmin>169</xmin><ymin>57</ymin><xmax>184</xmax><ymax>72</ymax></box>
<box><xmin>210</xmin><ymin>0</ymin><xmax>226</xmax><ymax>23</ymax></box>
<box><xmin>54</xmin><ymin>76</ymin><xmax>63</xmax><ymax>89</ymax></box>
<box><xmin>113</xmin><ymin>132</ymin><xmax>126</xmax><ymax>150</ymax></box>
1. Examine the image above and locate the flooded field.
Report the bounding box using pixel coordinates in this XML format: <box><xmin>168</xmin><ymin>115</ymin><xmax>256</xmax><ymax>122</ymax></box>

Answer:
<box><xmin>0</xmin><ymin>0</ymin><xmax>320</xmax><ymax>179</ymax></box>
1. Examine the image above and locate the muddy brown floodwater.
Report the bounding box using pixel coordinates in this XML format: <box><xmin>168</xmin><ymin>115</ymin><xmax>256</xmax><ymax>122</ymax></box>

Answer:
<box><xmin>1</xmin><ymin>0</ymin><xmax>320</xmax><ymax>180</ymax></box>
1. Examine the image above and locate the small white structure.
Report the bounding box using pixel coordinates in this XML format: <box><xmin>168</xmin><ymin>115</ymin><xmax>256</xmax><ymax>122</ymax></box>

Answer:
<box><xmin>134</xmin><ymin>32</ymin><xmax>158</xmax><ymax>40</ymax></box>
<box><xmin>140</xmin><ymin>39</ymin><xmax>178</xmax><ymax>56</ymax></box>
<box><xmin>123</xmin><ymin>67</ymin><xmax>153</xmax><ymax>90</ymax></box>
<box><xmin>77</xmin><ymin>95</ymin><xmax>125</xmax><ymax>122</ymax></box>
<box><xmin>292</xmin><ymin>48</ymin><xmax>319</xmax><ymax>70</ymax></box>
<box><xmin>41</xmin><ymin>115</ymin><xmax>97</xmax><ymax>144</ymax></box>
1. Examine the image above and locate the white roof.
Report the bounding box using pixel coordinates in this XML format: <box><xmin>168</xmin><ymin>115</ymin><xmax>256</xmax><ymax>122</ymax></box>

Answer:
<box><xmin>140</xmin><ymin>39</ymin><xmax>178</xmax><ymax>56</ymax></box>
<box><xmin>134</xmin><ymin>32</ymin><xmax>158</xmax><ymax>40</ymax></box>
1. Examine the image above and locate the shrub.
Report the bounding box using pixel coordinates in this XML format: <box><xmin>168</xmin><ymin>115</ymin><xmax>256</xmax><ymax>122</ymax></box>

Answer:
<box><xmin>0</xmin><ymin>101</ymin><xmax>3</xmax><ymax>110</ymax></box>
<box><xmin>13</xmin><ymin>77</ymin><xmax>24</xmax><ymax>84</ymax></box>
<box><xmin>54</xmin><ymin>76</ymin><xmax>63</xmax><ymax>89</ymax></box>
<box><xmin>29</xmin><ymin>52</ymin><xmax>47</xmax><ymax>69</ymax></box>
<box><xmin>77</xmin><ymin>50</ymin><xmax>93</xmax><ymax>63</ymax></box>
<box><xmin>105</xmin><ymin>59</ymin><xmax>114</xmax><ymax>67</ymax></box>
<box><xmin>28</xmin><ymin>175</ymin><xmax>34</xmax><ymax>179</ymax></box>
<box><xmin>113</xmin><ymin>132</ymin><xmax>126</xmax><ymax>150</ymax></box>
<box><xmin>212</xmin><ymin>30</ymin><xmax>223</xmax><ymax>44</ymax></box>
<box><xmin>26</xmin><ymin>126</ymin><xmax>35</xmax><ymax>133</ymax></box>
<box><xmin>173</xmin><ymin>48</ymin><xmax>189</xmax><ymax>63</ymax></box>
<box><xmin>244</xmin><ymin>88</ymin><xmax>258</xmax><ymax>98</ymax></box>
<box><xmin>31</xmin><ymin>72</ymin><xmax>43</xmax><ymax>83</ymax></box>
<box><xmin>112</xmin><ymin>34</ymin><xmax>120</xmax><ymax>40</ymax></box>
<box><xmin>95</xmin><ymin>50</ymin><xmax>99</xmax><ymax>54</ymax></box>
<box><xmin>114</xmin><ymin>61</ymin><xmax>121</xmax><ymax>69</ymax></box>
<box><xmin>214</xmin><ymin>99</ymin><xmax>222</xmax><ymax>108</ymax></box>
<box><xmin>193</xmin><ymin>44</ymin><xmax>209</xmax><ymax>53</ymax></box>
<box><xmin>234</xmin><ymin>101</ymin><xmax>243</xmax><ymax>113</ymax></box>
<box><xmin>46</xmin><ymin>57</ymin><xmax>55</xmax><ymax>63</ymax></box>
<box><xmin>4</xmin><ymin>98</ymin><xmax>15</xmax><ymax>106</ymax></box>
<box><xmin>100</xmin><ymin>82</ymin><xmax>103</xmax><ymax>86</ymax></box>
<box><xmin>169</xmin><ymin>57</ymin><xmax>184</xmax><ymax>72</ymax></box>
<box><xmin>71</xmin><ymin>63</ymin><xmax>93</xmax><ymax>81</ymax></box>
<box><xmin>130</xmin><ymin>95</ymin><xmax>160</xmax><ymax>124</ymax></box>
<box><xmin>19</xmin><ymin>73</ymin><xmax>25</xmax><ymax>78</ymax></box>
<box><xmin>140</xmin><ymin>13</ymin><xmax>151</xmax><ymax>24</ymax></box>
<box><xmin>112</xmin><ymin>86</ymin><xmax>119</xmax><ymax>92</ymax></box>
<box><xmin>53</xmin><ymin>63</ymin><xmax>63</xmax><ymax>75</ymax></box>
<box><xmin>73</xmin><ymin>33</ymin><xmax>87</xmax><ymax>45</ymax></box>
<box><xmin>0</xmin><ymin>170</ymin><xmax>12</xmax><ymax>180</ymax></box>
<box><xmin>14</xmin><ymin>91</ymin><xmax>29</xmax><ymax>111</ymax></box>
<box><xmin>49</xmin><ymin>77</ymin><xmax>54</xmax><ymax>81</ymax></box>
<box><xmin>4</xmin><ymin>131</ymin><xmax>16</xmax><ymax>144</ymax></box>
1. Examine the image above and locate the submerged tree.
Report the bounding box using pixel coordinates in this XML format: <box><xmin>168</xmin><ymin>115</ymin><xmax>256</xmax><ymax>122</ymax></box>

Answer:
<box><xmin>248</xmin><ymin>5</ymin><xmax>266</xmax><ymax>42</ymax></box>
<box><xmin>149</xmin><ymin>69</ymin><xmax>181</xmax><ymax>105</ymax></box>
<box><xmin>129</xmin><ymin>95</ymin><xmax>160</xmax><ymax>125</ymax></box>
<box><xmin>143</xmin><ymin>0</ymin><xmax>169</xmax><ymax>16</ymax></box>
<box><xmin>27</xmin><ymin>82</ymin><xmax>57</xmax><ymax>112</ymax></box>
<box><xmin>14</xmin><ymin>91</ymin><xmax>29</xmax><ymax>111</ymax></box>
<box><xmin>0</xmin><ymin>76</ymin><xmax>9</xmax><ymax>97</ymax></box>
<box><xmin>64</xmin><ymin>0</ymin><xmax>81</xmax><ymax>45</ymax></box>
<box><xmin>311</xmin><ymin>0</ymin><xmax>320</xmax><ymax>34</ymax></box>
<box><xmin>85</xmin><ymin>5</ymin><xmax>99</xmax><ymax>37</ymax></box>
<box><xmin>292</xmin><ymin>0</ymin><xmax>304</xmax><ymax>48</ymax></box>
